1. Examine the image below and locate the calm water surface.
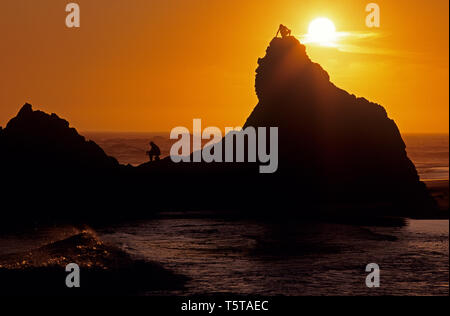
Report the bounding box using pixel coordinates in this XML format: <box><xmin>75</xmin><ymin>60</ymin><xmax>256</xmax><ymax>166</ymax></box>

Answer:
<box><xmin>0</xmin><ymin>219</ymin><xmax>447</xmax><ymax>295</ymax></box>
<box><xmin>97</xmin><ymin>218</ymin><xmax>449</xmax><ymax>296</ymax></box>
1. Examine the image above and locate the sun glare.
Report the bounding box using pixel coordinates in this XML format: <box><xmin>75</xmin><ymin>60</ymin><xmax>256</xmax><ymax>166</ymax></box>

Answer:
<box><xmin>306</xmin><ymin>17</ymin><xmax>337</xmax><ymax>46</ymax></box>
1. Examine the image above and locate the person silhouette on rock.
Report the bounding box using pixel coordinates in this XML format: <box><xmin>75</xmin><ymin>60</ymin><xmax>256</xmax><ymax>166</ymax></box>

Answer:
<box><xmin>147</xmin><ymin>141</ymin><xmax>161</xmax><ymax>162</ymax></box>
<box><xmin>276</xmin><ymin>24</ymin><xmax>292</xmax><ymax>38</ymax></box>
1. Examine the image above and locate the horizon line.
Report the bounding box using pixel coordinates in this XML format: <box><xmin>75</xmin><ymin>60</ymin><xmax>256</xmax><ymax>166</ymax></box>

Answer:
<box><xmin>80</xmin><ymin>130</ymin><xmax>449</xmax><ymax>135</ymax></box>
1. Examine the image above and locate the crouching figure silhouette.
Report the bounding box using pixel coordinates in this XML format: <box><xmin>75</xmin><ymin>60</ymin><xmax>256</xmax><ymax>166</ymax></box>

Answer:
<box><xmin>147</xmin><ymin>141</ymin><xmax>161</xmax><ymax>162</ymax></box>
<box><xmin>276</xmin><ymin>24</ymin><xmax>292</xmax><ymax>38</ymax></box>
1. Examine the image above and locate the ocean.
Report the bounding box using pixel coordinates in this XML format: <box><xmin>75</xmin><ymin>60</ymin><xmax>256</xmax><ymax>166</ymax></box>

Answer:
<box><xmin>0</xmin><ymin>219</ymin><xmax>448</xmax><ymax>295</ymax></box>
<box><xmin>98</xmin><ymin>218</ymin><xmax>449</xmax><ymax>295</ymax></box>
<box><xmin>85</xmin><ymin>132</ymin><xmax>449</xmax><ymax>181</ymax></box>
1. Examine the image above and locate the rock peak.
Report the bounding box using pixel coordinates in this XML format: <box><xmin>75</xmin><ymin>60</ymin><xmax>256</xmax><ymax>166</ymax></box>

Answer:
<box><xmin>17</xmin><ymin>103</ymin><xmax>33</xmax><ymax>117</ymax></box>
<box><xmin>254</xmin><ymin>36</ymin><xmax>329</xmax><ymax>102</ymax></box>
<box><xmin>2</xmin><ymin>103</ymin><xmax>119</xmax><ymax>169</ymax></box>
<box><xmin>242</xmin><ymin>35</ymin><xmax>434</xmax><ymax>215</ymax></box>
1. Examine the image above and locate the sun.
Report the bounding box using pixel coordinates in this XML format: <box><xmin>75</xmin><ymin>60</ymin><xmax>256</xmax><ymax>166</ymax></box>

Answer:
<box><xmin>306</xmin><ymin>17</ymin><xmax>337</xmax><ymax>46</ymax></box>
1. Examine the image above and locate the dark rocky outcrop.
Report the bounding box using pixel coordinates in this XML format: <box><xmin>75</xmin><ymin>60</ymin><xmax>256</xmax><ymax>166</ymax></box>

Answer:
<box><xmin>246</xmin><ymin>36</ymin><xmax>419</xmax><ymax>186</ymax></box>
<box><xmin>0</xmin><ymin>104</ymin><xmax>123</xmax><ymax>225</ymax></box>
<box><xmin>140</xmin><ymin>36</ymin><xmax>435</xmax><ymax>217</ymax></box>
<box><xmin>142</xmin><ymin>36</ymin><xmax>435</xmax><ymax>216</ymax></box>
<box><xmin>0</xmin><ymin>103</ymin><xmax>118</xmax><ymax>171</ymax></box>
<box><xmin>238</xmin><ymin>36</ymin><xmax>434</xmax><ymax>214</ymax></box>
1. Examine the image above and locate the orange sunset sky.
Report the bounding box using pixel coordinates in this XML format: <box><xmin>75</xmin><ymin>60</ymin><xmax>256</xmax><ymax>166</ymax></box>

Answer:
<box><xmin>0</xmin><ymin>0</ymin><xmax>448</xmax><ymax>133</ymax></box>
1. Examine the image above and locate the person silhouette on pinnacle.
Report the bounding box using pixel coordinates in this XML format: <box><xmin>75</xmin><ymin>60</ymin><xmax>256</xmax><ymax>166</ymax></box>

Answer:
<box><xmin>147</xmin><ymin>141</ymin><xmax>161</xmax><ymax>162</ymax></box>
<box><xmin>276</xmin><ymin>24</ymin><xmax>292</xmax><ymax>38</ymax></box>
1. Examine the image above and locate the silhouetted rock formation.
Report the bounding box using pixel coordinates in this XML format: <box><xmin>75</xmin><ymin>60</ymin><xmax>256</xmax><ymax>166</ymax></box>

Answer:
<box><xmin>0</xmin><ymin>103</ymin><xmax>118</xmax><ymax>170</ymax></box>
<box><xmin>141</xmin><ymin>36</ymin><xmax>435</xmax><ymax>216</ymax></box>
<box><xmin>240</xmin><ymin>36</ymin><xmax>434</xmax><ymax>214</ymax></box>
<box><xmin>247</xmin><ymin>37</ymin><xmax>421</xmax><ymax>185</ymax></box>
<box><xmin>0</xmin><ymin>104</ymin><xmax>122</xmax><ymax>225</ymax></box>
